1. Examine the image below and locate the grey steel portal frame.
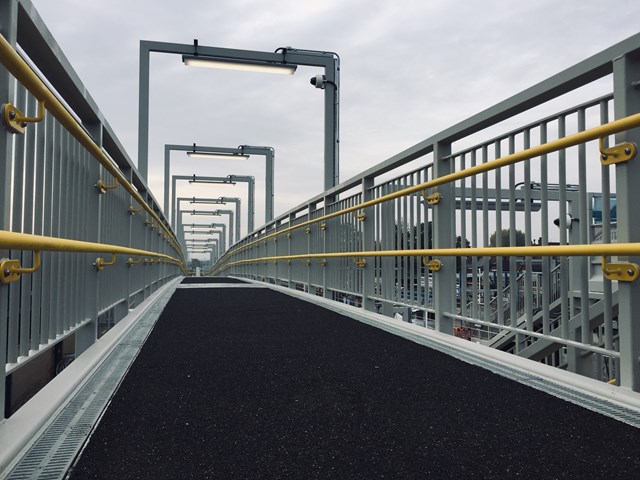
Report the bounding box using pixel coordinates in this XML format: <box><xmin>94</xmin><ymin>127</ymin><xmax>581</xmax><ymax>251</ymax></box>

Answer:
<box><xmin>179</xmin><ymin>212</ymin><xmax>226</xmax><ymax>252</ymax></box>
<box><xmin>139</xmin><ymin>41</ymin><xmax>339</xmax><ymax>190</ymax></box>
<box><xmin>186</xmin><ymin>237</ymin><xmax>219</xmax><ymax>258</ymax></box>
<box><xmin>164</xmin><ymin>143</ymin><xmax>273</xmax><ymax>225</ymax></box>
<box><xmin>187</xmin><ymin>237</ymin><xmax>219</xmax><ymax>262</ymax></box>
<box><xmin>185</xmin><ymin>227</ymin><xmax>225</xmax><ymax>257</ymax></box>
<box><xmin>176</xmin><ymin>196</ymin><xmax>242</xmax><ymax>244</ymax></box>
<box><xmin>171</xmin><ymin>174</ymin><xmax>255</xmax><ymax>235</ymax></box>
<box><xmin>178</xmin><ymin>210</ymin><xmax>227</xmax><ymax>252</ymax></box>
<box><xmin>186</xmin><ymin>209</ymin><xmax>235</xmax><ymax>245</ymax></box>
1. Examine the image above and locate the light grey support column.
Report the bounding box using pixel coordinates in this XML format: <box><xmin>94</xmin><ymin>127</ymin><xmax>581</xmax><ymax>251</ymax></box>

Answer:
<box><xmin>171</xmin><ymin>176</ymin><xmax>177</xmax><ymax>228</ymax></box>
<box><xmin>137</xmin><ymin>44</ymin><xmax>151</xmax><ymax>181</ymax></box>
<box><xmin>324</xmin><ymin>58</ymin><xmax>339</xmax><ymax>190</ymax></box>
<box><xmin>247</xmin><ymin>176</ymin><xmax>255</xmax><ymax>233</ymax></box>
<box><xmin>217</xmin><ymin>209</ymin><xmax>234</xmax><ymax>245</ymax></box>
<box><xmin>164</xmin><ymin>145</ymin><xmax>171</xmax><ymax>215</ymax></box>
<box><xmin>433</xmin><ymin>141</ymin><xmax>455</xmax><ymax>334</ymax></box>
<box><xmin>220</xmin><ymin>197</ymin><xmax>241</xmax><ymax>242</ymax></box>
<box><xmin>211</xmin><ymin>224</ymin><xmax>227</xmax><ymax>252</ymax></box>
<box><xmin>0</xmin><ymin>0</ymin><xmax>17</xmax><ymax>419</ymax></box>
<box><xmin>613</xmin><ymin>54</ymin><xmax>640</xmax><ymax>392</ymax></box>
<box><xmin>265</xmin><ymin>148</ymin><xmax>275</xmax><ymax>221</ymax></box>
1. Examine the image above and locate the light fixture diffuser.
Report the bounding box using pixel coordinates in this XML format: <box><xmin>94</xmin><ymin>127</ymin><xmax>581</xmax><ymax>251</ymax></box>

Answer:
<box><xmin>183</xmin><ymin>55</ymin><xmax>297</xmax><ymax>75</ymax></box>
<box><xmin>187</xmin><ymin>152</ymin><xmax>249</xmax><ymax>160</ymax></box>
<box><xmin>189</xmin><ymin>179</ymin><xmax>236</xmax><ymax>185</ymax></box>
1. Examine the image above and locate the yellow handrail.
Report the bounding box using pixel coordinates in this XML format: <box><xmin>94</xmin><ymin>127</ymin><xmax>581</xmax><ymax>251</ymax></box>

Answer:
<box><xmin>217</xmin><ymin>112</ymin><xmax>640</xmax><ymax>264</ymax></box>
<box><xmin>213</xmin><ymin>242</ymin><xmax>640</xmax><ymax>271</ymax></box>
<box><xmin>0</xmin><ymin>230</ymin><xmax>181</xmax><ymax>263</ymax></box>
<box><xmin>0</xmin><ymin>34</ymin><xmax>185</xmax><ymax>265</ymax></box>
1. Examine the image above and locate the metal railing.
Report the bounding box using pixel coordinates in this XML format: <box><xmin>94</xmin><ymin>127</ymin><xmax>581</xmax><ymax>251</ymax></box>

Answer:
<box><xmin>212</xmin><ymin>32</ymin><xmax>640</xmax><ymax>392</ymax></box>
<box><xmin>0</xmin><ymin>1</ymin><xmax>185</xmax><ymax>418</ymax></box>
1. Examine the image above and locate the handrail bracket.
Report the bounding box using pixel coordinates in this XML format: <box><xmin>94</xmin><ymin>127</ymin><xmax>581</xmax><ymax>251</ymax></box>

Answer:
<box><xmin>0</xmin><ymin>251</ymin><xmax>42</xmax><ymax>283</ymax></box>
<box><xmin>599</xmin><ymin>137</ymin><xmax>637</xmax><ymax>166</ymax></box>
<box><xmin>601</xmin><ymin>256</ymin><xmax>639</xmax><ymax>281</ymax></box>
<box><xmin>1</xmin><ymin>100</ymin><xmax>45</xmax><ymax>134</ymax></box>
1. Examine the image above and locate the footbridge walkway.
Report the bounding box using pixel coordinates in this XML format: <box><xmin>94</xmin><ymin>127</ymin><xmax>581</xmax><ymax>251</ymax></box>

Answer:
<box><xmin>8</xmin><ymin>276</ymin><xmax>640</xmax><ymax>479</ymax></box>
<box><xmin>2</xmin><ymin>1</ymin><xmax>640</xmax><ymax>478</ymax></box>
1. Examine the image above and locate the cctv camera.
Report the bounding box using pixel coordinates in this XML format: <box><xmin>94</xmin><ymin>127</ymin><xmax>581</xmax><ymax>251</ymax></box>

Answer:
<box><xmin>553</xmin><ymin>214</ymin><xmax>574</xmax><ymax>228</ymax></box>
<box><xmin>310</xmin><ymin>74</ymin><xmax>326</xmax><ymax>89</ymax></box>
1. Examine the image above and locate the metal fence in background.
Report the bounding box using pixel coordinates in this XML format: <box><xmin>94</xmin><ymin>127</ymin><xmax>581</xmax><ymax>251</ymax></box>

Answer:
<box><xmin>0</xmin><ymin>0</ymin><xmax>184</xmax><ymax>418</ymax></box>
<box><xmin>214</xmin><ymin>33</ymin><xmax>640</xmax><ymax>393</ymax></box>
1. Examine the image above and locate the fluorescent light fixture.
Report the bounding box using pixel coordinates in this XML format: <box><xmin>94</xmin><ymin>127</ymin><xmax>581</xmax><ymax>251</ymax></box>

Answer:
<box><xmin>183</xmin><ymin>55</ymin><xmax>297</xmax><ymax>75</ymax></box>
<box><xmin>189</xmin><ymin>179</ymin><xmax>236</xmax><ymax>185</ymax></box>
<box><xmin>190</xmin><ymin>210</ymin><xmax>221</xmax><ymax>216</ymax></box>
<box><xmin>190</xmin><ymin>199</ymin><xmax>225</xmax><ymax>204</ymax></box>
<box><xmin>187</xmin><ymin>152</ymin><xmax>249</xmax><ymax>160</ymax></box>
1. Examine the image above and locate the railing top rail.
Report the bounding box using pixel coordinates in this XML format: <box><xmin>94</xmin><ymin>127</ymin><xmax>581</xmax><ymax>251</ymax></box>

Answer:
<box><xmin>444</xmin><ymin>93</ymin><xmax>615</xmax><ymax>161</ymax></box>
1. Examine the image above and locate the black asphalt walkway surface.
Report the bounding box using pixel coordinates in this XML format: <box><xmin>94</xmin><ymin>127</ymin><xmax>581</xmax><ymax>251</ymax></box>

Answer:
<box><xmin>69</xmin><ymin>278</ymin><xmax>640</xmax><ymax>479</ymax></box>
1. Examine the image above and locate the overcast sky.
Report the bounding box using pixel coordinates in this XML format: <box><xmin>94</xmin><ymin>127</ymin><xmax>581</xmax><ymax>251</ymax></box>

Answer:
<box><xmin>28</xmin><ymin>0</ymin><xmax>640</xmax><ymax>254</ymax></box>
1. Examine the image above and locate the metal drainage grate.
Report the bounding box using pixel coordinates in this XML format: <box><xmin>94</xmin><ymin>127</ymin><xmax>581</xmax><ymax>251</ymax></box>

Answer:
<box><xmin>5</xmin><ymin>282</ymin><xmax>177</xmax><ymax>480</ymax></box>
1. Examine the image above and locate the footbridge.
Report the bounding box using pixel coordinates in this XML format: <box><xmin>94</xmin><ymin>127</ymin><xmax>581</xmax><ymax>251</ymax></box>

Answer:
<box><xmin>1</xmin><ymin>2</ymin><xmax>640</xmax><ymax>478</ymax></box>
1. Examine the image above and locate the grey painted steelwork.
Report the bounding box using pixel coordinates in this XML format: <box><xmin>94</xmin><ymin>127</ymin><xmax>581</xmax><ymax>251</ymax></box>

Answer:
<box><xmin>613</xmin><ymin>54</ymin><xmax>640</xmax><ymax>390</ymax></box>
<box><xmin>0</xmin><ymin>0</ymin><xmax>182</xmax><ymax>419</ymax></box>
<box><xmin>140</xmin><ymin>42</ymin><xmax>338</xmax><ymax>190</ymax></box>
<box><xmin>165</xmin><ymin>143</ymin><xmax>273</xmax><ymax>225</ymax></box>
<box><xmin>178</xmin><ymin>207</ymin><xmax>227</xmax><ymax>252</ymax></box>
<box><xmin>171</xmin><ymin>174</ymin><xmax>255</xmax><ymax>235</ymax></box>
<box><xmin>176</xmin><ymin>196</ymin><xmax>242</xmax><ymax>244</ymax></box>
<box><xmin>220</xmin><ymin>33</ymin><xmax>640</xmax><ymax>393</ymax></box>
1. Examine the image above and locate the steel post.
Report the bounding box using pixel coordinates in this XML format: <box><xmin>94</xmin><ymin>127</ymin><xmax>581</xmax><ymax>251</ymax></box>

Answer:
<box><xmin>613</xmin><ymin>53</ymin><xmax>640</xmax><ymax>391</ymax></box>
<box><xmin>433</xmin><ymin>141</ymin><xmax>455</xmax><ymax>334</ymax></box>
<box><xmin>137</xmin><ymin>44</ymin><xmax>150</xmax><ymax>181</ymax></box>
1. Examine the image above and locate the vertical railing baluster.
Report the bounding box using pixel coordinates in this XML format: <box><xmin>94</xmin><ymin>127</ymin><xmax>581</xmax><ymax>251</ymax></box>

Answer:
<box><xmin>9</xmin><ymin>84</ymin><xmax>26</xmax><ymax>363</ymax></box>
<box><xmin>599</xmin><ymin>99</ymin><xmax>614</xmax><ymax>382</ymax></box>
<box><xmin>540</xmin><ymin>123</ymin><xmax>551</xmax><ymax>346</ymax></box>
<box><xmin>494</xmin><ymin>140</ymin><xmax>504</xmax><ymax>327</ymax></box>
<box><xmin>482</xmin><ymin>145</ymin><xmax>491</xmax><ymax>327</ymax></box>
<box><xmin>523</xmin><ymin>129</ymin><xmax>534</xmax><ymax>337</ymax></box>
<box><xmin>456</xmin><ymin>153</ymin><xmax>468</xmax><ymax>317</ymax></box>
<box><xmin>470</xmin><ymin>150</ymin><xmax>478</xmax><ymax>321</ymax></box>
<box><xmin>508</xmin><ymin>135</ymin><xmax>519</xmax><ymax>346</ymax></box>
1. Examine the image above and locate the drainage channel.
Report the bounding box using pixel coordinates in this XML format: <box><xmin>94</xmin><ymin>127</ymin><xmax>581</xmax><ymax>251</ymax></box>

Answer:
<box><xmin>5</xmin><ymin>283</ymin><xmax>178</xmax><ymax>480</ymax></box>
